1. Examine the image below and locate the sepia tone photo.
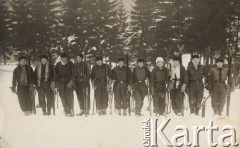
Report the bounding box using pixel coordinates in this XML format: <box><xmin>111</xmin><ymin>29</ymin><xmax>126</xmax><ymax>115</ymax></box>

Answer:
<box><xmin>0</xmin><ymin>0</ymin><xmax>240</xmax><ymax>147</ymax></box>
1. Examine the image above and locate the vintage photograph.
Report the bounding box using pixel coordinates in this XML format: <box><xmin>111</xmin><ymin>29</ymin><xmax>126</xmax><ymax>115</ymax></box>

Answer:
<box><xmin>0</xmin><ymin>0</ymin><xmax>240</xmax><ymax>147</ymax></box>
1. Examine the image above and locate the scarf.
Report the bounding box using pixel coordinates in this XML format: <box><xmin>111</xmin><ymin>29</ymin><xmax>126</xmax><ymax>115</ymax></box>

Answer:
<box><xmin>20</xmin><ymin>66</ymin><xmax>28</xmax><ymax>86</ymax></box>
<box><xmin>37</xmin><ymin>62</ymin><xmax>50</xmax><ymax>86</ymax></box>
<box><xmin>170</xmin><ymin>65</ymin><xmax>181</xmax><ymax>88</ymax></box>
<box><xmin>170</xmin><ymin>65</ymin><xmax>180</xmax><ymax>80</ymax></box>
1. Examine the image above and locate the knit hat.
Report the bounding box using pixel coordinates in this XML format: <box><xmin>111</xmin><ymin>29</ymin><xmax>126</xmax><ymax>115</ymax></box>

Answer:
<box><xmin>156</xmin><ymin>57</ymin><xmax>164</xmax><ymax>64</ymax></box>
<box><xmin>117</xmin><ymin>57</ymin><xmax>125</xmax><ymax>62</ymax></box>
<box><xmin>215</xmin><ymin>57</ymin><xmax>224</xmax><ymax>63</ymax></box>
<box><xmin>137</xmin><ymin>58</ymin><xmax>144</xmax><ymax>62</ymax></box>
<box><xmin>77</xmin><ymin>53</ymin><xmax>83</xmax><ymax>59</ymax></box>
<box><xmin>191</xmin><ymin>54</ymin><xmax>200</xmax><ymax>59</ymax></box>
<box><xmin>60</xmin><ymin>52</ymin><xmax>68</xmax><ymax>58</ymax></box>
<box><xmin>173</xmin><ymin>56</ymin><xmax>181</xmax><ymax>62</ymax></box>
<box><xmin>18</xmin><ymin>55</ymin><xmax>27</xmax><ymax>61</ymax></box>
<box><xmin>40</xmin><ymin>54</ymin><xmax>48</xmax><ymax>60</ymax></box>
<box><xmin>95</xmin><ymin>56</ymin><xmax>103</xmax><ymax>61</ymax></box>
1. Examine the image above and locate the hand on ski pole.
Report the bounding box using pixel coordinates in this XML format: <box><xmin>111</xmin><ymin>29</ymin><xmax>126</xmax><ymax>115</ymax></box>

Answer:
<box><xmin>181</xmin><ymin>84</ymin><xmax>186</xmax><ymax>92</ymax></box>
<box><xmin>106</xmin><ymin>84</ymin><xmax>111</xmax><ymax>92</ymax></box>
<box><xmin>10</xmin><ymin>86</ymin><xmax>17</xmax><ymax>94</ymax></box>
<box><xmin>50</xmin><ymin>82</ymin><xmax>56</xmax><ymax>90</ymax></box>
<box><xmin>29</xmin><ymin>84</ymin><xmax>35</xmax><ymax>92</ymax></box>
<box><xmin>151</xmin><ymin>87</ymin><xmax>155</xmax><ymax>96</ymax></box>
<box><xmin>127</xmin><ymin>85</ymin><xmax>132</xmax><ymax>92</ymax></box>
<box><xmin>67</xmin><ymin>81</ymin><xmax>73</xmax><ymax>89</ymax></box>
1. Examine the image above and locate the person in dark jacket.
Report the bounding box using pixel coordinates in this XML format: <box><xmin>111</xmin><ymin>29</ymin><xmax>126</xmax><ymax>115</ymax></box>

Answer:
<box><xmin>51</xmin><ymin>52</ymin><xmax>74</xmax><ymax>116</ymax></box>
<box><xmin>35</xmin><ymin>54</ymin><xmax>53</xmax><ymax>115</ymax></box>
<box><xmin>185</xmin><ymin>54</ymin><xmax>205</xmax><ymax>116</ymax></box>
<box><xmin>151</xmin><ymin>57</ymin><xmax>169</xmax><ymax>117</ymax></box>
<box><xmin>11</xmin><ymin>55</ymin><xmax>35</xmax><ymax>115</ymax></box>
<box><xmin>91</xmin><ymin>56</ymin><xmax>112</xmax><ymax>116</ymax></box>
<box><xmin>208</xmin><ymin>57</ymin><xmax>235</xmax><ymax>118</ymax></box>
<box><xmin>169</xmin><ymin>56</ymin><xmax>187</xmax><ymax>116</ymax></box>
<box><xmin>132</xmin><ymin>58</ymin><xmax>151</xmax><ymax>116</ymax></box>
<box><xmin>74</xmin><ymin>53</ymin><xmax>90</xmax><ymax>116</ymax></box>
<box><xmin>112</xmin><ymin>57</ymin><xmax>131</xmax><ymax>116</ymax></box>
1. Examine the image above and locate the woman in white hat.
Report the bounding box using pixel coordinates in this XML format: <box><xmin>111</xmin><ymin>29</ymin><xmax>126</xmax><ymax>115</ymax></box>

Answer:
<box><xmin>151</xmin><ymin>57</ymin><xmax>170</xmax><ymax>116</ymax></box>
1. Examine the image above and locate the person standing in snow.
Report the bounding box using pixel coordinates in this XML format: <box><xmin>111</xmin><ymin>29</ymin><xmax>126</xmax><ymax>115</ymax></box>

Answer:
<box><xmin>185</xmin><ymin>54</ymin><xmax>206</xmax><ymax>116</ymax></box>
<box><xmin>74</xmin><ymin>53</ymin><xmax>91</xmax><ymax>116</ymax></box>
<box><xmin>112</xmin><ymin>57</ymin><xmax>132</xmax><ymax>116</ymax></box>
<box><xmin>131</xmin><ymin>58</ymin><xmax>151</xmax><ymax>116</ymax></box>
<box><xmin>151</xmin><ymin>57</ymin><xmax>170</xmax><ymax>117</ymax></box>
<box><xmin>11</xmin><ymin>55</ymin><xmax>35</xmax><ymax>115</ymax></box>
<box><xmin>91</xmin><ymin>56</ymin><xmax>112</xmax><ymax>116</ymax></box>
<box><xmin>51</xmin><ymin>52</ymin><xmax>74</xmax><ymax>116</ymax></box>
<box><xmin>208</xmin><ymin>57</ymin><xmax>234</xmax><ymax>118</ymax></box>
<box><xmin>168</xmin><ymin>56</ymin><xmax>187</xmax><ymax>116</ymax></box>
<box><xmin>34</xmin><ymin>54</ymin><xmax>53</xmax><ymax>115</ymax></box>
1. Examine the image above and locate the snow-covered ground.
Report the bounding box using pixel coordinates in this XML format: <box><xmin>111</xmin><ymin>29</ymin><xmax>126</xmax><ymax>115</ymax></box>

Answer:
<box><xmin>0</xmin><ymin>64</ymin><xmax>240</xmax><ymax>148</ymax></box>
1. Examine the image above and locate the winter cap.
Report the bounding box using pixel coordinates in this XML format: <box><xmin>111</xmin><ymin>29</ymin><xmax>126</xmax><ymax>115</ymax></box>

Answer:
<box><xmin>95</xmin><ymin>56</ymin><xmax>103</xmax><ymax>61</ymax></box>
<box><xmin>18</xmin><ymin>55</ymin><xmax>27</xmax><ymax>61</ymax></box>
<box><xmin>60</xmin><ymin>52</ymin><xmax>68</xmax><ymax>58</ymax></box>
<box><xmin>215</xmin><ymin>57</ymin><xmax>224</xmax><ymax>63</ymax></box>
<box><xmin>191</xmin><ymin>54</ymin><xmax>200</xmax><ymax>59</ymax></box>
<box><xmin>137</xmin><ymin>58</ymin><xmax>144</xmax><ymax>63</ymax></box>
<box><xmin>156</xmin><ymin>57</ymin><xmax>164</xmax><ymax>64</ymax></box>
<box><xmin>40</xmin><ymin>54</ymin><xmax>48</xmax><ymax>60</ymax></box>
<box><xmin>77</xmin><ymin>53</ymin><xmax>83</xmax><ymax>59</ymax></box>
<box><xmin>173</xmin><ymin>56</ymin><xmax>181</xmax><ymax>62</ymax></box>
<box><xmin>117</xmin><ymin>57</ymin><xmax>125</xmax><ymax>62</ymax></box>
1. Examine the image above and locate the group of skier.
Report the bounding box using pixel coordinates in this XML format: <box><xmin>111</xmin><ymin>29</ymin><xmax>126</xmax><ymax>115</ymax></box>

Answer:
<box><xmin>11</xmin><ymin>51</ymin><xmax>237</xmax><ymax>118</ymax></box>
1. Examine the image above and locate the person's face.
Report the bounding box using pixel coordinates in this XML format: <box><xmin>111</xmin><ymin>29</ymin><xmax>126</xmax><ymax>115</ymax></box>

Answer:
<box><xmin>216</xmin><ymin>62</ymin><xmax>223</xmax><ymax>68</ymax></box>
<box><xmin>76</xmin><ymin>56</ymin><xmax>83</xmax><ymax>63</ymax></box>
<box><xmin>137</xmin><ymin>62</ymin><xmax>144</xmax><ymax>67</ymax></box>
<box><xmin>192</xmin><ymin>58</ymin><xmax>200</xmax><ymax>66</ymax></box>
<box><xmin>173</xmin><ymin>60</ymin><xmax>180</xmax><ymax>67</ymax></box>
<box><xmin>61</xmin><ymin>57</ymin><xmax>68</xmax><ymax>63</ymax></box>
<box><xmin>96</xmin><ymin>60</ymin><xmax>103</xmax><ymax>66</ymax></box>
<box><xmin>20</xmin><ymin>59</ymin><xmax>27</xmax><ymax>66</ymax></box>
<box><xmin>157</xmin><ymin>61</ymin><xmax>164</xmax><ymax>68</ymax></box>
<box><xmin>118</xmin><ymin>61</ymin><xmax>124</xmax><ymax>67</ymax></box>
<box><xmin>41</xmin><ymin>58</ymin><xmax>48</xmax><ymax>64</ymax></box>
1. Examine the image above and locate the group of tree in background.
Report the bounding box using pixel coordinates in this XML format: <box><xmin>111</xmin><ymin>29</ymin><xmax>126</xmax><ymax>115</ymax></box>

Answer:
<box><xmin>0</xmin><ymin>0</ymin><xmax>239</xmax><ymax>64</ymax></box>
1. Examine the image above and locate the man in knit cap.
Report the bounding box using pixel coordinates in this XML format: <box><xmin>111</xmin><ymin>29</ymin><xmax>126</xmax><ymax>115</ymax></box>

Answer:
<box><xmin>185</xmin><ymin>54</ymin><xmax>206</xmax><ymax>116</ymax></box>
<box><xmin>35</xmin><ymin>54</ymin><xmax>53</xmax><ymax>115</ymax></box>
<box><xmin>51</xmin><ymin>52</ymin><xmax>74</xmax><ymax>116</ymax></box>
<box><xmin>91</xmin><ymin>56</ymin><xmax>112</xmax><ymax>116</ymax></box>
<box><xmin>74</xmin><ymin>53</ymin><xmax>90</xmax><ymax>116</ymax></box>
<box><xmin>151</xmin><ymin>57</ymin><xmax>170</xmax><ymax>117</ymax></box>
<box><xmin>112</xmin><ymin>57</ymin><xmax>132</xmax><ymax>116</ymax></box>
<box><xmin>169</xmin><ymin>56</ymin><xmax>187</xmax><ymax>116</ymax></box>
<box><xmin>11</xmin><ymin>55</ymin><xmax>35</xmax><ymax>115</ymax></box>
<box><xmin>132</xmin><ymin>58</ymin><xmax>151</xmax><ymax>116</ymax></box>
<box><xmin>208</xmin><ymin>57</ymin><xmax>234</xmax><ymax>118</ymax></box>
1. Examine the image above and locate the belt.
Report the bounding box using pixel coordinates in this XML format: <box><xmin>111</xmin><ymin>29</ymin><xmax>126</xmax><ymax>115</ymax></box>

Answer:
<box><xmin>213</xmin><ymin>81</ymin><xmax>225</xmax><ymax>83</ymax></box>
<box><xmin>189</xmin><ymin>80</ymin><xmax>203</xmax><ymax>82</ymax></box>
<box><xmin>95</xmin><ymin>78</ymin><xmax>106</xmax><ymax>81</ymax></box>
<box><xmin>116</xmin><ymin>81</ymin><xmax>126</xmax><ymax>83</ymax></box>
<box><xmin>137</xmin><ymin>80</ymin><xmax>145</xmax><ymax>83</ymax></box>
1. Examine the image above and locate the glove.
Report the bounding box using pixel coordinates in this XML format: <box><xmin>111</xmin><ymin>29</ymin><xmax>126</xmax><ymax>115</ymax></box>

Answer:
<box><xmin>35</xmin><ymin>86</ymin><xmax>40</xmax><ymax>92</ymax></box>
<box><xmin>10</xmin><ymin>87</ymin><xmax>16</xmax><ymax>93</ymax></box>
<box><xmin>106</xmin><ymin>84</ymin><xmax>111</xmax><ymax>92</ymax></box>
<box><xmin>168</xmin><ymin>81</ymin><xmax>173</xmax><ymax>90</ymax></box>
<box><xmin>67</xmin><ymin>81</ymin><xmax>73</xmax><ymax>89</ymax></box>
<box><xmin>92</xmin><ymin>85</ymin><xmax>97</xmax><ymax>90</ymax></box>
<box><xmin>151</xmin><ymin>87</ymin><xmax>155</xmax><ymax>95</ymax></box>
<box><xmin>50</xmin><ymin>82</ymin><xmax>55</xmax><ymax>90</ymax></box>
<box><xmin>181</xmin><ymin>84</ymin><xmax>186</xmax><ymax>92</ymax></box>
<box><xmin>127</xmin><ymin>85</ymin><xmax>132</xmax><ymax>92</ymax></box>
<box><xmin>29</xmin><ymin>84</ymin><xmax>35</xmax><ymax>92</ymax></box>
